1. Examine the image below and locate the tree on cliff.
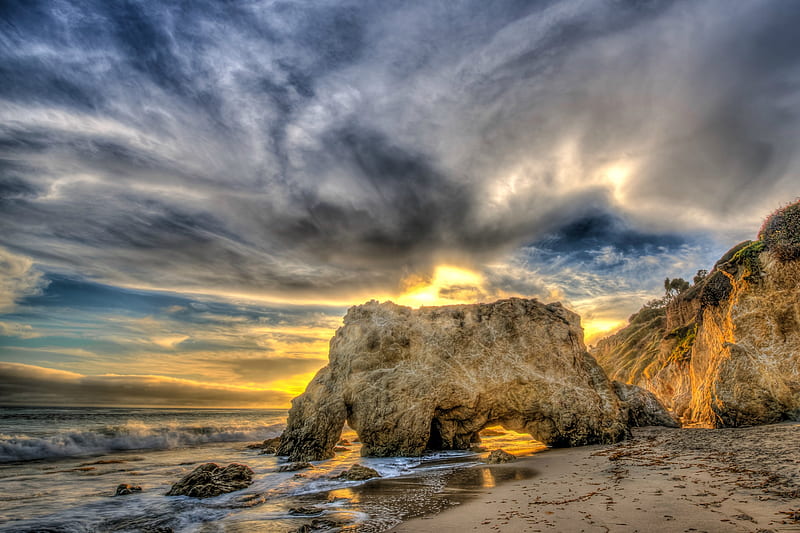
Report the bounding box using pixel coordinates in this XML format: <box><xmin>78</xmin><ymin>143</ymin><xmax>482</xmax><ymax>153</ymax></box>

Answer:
<box><xmin>664</xmin><ymin>277</ymin><xmax>690</xmax><ymax>299</ymax></box>
<box><xmin>693</xmin><ymin>269</ymin><xmax>708</xmax><ymax>284</ymax></box>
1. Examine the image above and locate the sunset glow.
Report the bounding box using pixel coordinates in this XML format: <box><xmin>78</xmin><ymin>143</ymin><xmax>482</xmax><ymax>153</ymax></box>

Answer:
<box><xmin>2</xmin><ymin>1</ymin><xmax>797</xmax><ymax>408</ymax></box>
<box><xmin>394</xmin><ymin>265</ymin><xmax>486</xmax><ymax>308</ymax></box>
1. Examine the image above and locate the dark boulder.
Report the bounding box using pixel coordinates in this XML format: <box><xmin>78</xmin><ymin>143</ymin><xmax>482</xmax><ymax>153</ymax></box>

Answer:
<box><xmin>484</xmin><ymin>449</ymin><xmax>516</xmax><ymax>463</ymax></box>
<box><xmin>333</xmin><ymin>464</ymin><xmax>380</xmax><ymax>481</ymax></box>
<box><xmin>246</xmin><ymin>436</ymin><xmax>281</xmax><ymax>454</ymax></box>
<box><xmin>613</xmin><ymin>381</ymin><xmax>680</xmax><ymax>428</ymax></box>
<box><xmin>277</xmin><ymin>462</ymin><xmax>313</xmax><ymax>472</ymax></box>
<box><xmin>114</xmin><ymin>483</ymin><xmax>142</xmax><ymax>496</ymax></box>
<box><xmin>166</xmin><ymin>463</ymin><xmax>254</xmax><ymax>498</ymax></box>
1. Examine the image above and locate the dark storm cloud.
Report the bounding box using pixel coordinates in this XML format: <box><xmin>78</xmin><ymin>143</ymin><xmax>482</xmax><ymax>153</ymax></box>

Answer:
<box><xmin>1</xmin><ymin>0</ymin><xmax>799</xmax><ymax>299</ymax></box>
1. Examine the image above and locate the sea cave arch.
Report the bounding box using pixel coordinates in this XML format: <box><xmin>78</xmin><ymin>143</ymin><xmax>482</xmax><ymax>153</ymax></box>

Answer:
<box><xmin>277</xmin><ymin>299</ymin><xmax>633</xmax><ymax>462</ymax></box>
<box><xmin>426</xmin><ymin>412</ymin><xmax>549</xmax><ymax>452</ymax></box>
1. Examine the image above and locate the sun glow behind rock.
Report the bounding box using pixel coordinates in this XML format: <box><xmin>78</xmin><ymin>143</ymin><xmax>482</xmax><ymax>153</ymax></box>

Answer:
<box><xmin>583</xmin><ymin>319</ymin><xmax>626</xmax><ymax>345</ymax></box>
<box><xmin>394</xmin><ymin>265</ymin><xmax>486</xmax><ymax>308</ymax></box>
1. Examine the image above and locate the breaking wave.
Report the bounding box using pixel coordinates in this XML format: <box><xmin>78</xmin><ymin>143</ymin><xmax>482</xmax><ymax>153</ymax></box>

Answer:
<box><xmin>0</xmin><ymin>421</ymin><xmax>283</xmax><ymax>462</ymax></box>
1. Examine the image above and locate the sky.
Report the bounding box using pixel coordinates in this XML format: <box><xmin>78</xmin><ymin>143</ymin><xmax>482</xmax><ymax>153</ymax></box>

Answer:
<box><xmin>1</xmin><ymin>0</ymin><xmax>799</xmax><ymax>408</ymax></box>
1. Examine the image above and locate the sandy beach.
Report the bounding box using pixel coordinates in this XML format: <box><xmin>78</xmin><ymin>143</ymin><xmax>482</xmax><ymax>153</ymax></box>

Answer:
<box><xmin>392</xmin><ymin>423</ymin><xmax>800</xmax><ymax>533</ymax></box>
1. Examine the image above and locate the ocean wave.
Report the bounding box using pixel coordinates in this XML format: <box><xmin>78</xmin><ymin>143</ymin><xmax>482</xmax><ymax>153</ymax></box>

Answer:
<box><xmin>0</xmin><ymin>422</ymin><xmax>284</xmax><ymax>462</ymax></box>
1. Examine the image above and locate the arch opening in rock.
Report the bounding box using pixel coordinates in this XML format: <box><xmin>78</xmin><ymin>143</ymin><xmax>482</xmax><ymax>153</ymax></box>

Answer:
<box><xmin>426</xmin><ymin>419</ymin><xmax>444</xmax><ymax>450</ymax></box>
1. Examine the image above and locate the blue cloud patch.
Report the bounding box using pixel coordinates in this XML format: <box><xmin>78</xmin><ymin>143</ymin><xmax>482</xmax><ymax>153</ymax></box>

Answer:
<box><xmin>532</xmin><ymin>213</ymin><xmax>687</xmax><ymax>265</ymax></box>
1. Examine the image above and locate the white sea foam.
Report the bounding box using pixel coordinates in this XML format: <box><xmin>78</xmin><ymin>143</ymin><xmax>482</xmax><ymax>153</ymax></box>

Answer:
<box><xmin>0</xmin><ymin>421</ymin><xmax>283</xmax><ymax>462</ymax></box>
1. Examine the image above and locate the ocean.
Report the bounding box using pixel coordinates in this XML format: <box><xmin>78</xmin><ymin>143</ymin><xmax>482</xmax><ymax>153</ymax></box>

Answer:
<box><xmin>0</xmin><ymin>407</ymin><xmax>543</xmax><ymax>532</ymax></box>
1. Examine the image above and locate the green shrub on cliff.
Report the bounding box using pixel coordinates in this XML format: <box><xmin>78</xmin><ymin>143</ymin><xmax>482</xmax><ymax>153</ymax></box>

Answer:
<box><xmin>731</xmin><ymin>240</ymin><xmax>766</xmax><ymax>281</ymax></box>
<box><xmin>759</xmin><ymin>199</ymin><xmax>800</xmax><ymax>262</ymax></box>
<box><xmin>668</xmin><ymin>323</ymin><xmax>697</xmax><ymax>365</ymax></box>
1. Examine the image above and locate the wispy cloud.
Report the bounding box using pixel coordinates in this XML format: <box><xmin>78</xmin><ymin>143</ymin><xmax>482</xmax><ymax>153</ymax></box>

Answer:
<box><xmin>1</xmin><ymin>1</ymin><xmax>798</xmax><ymax>302</ymax></box>
<box><xmin>0</xmin><ymin>247</ymin><xmax>48</xmax><ymax>312</ymax></box>
<box><xmin>0</xmin><ymin>276</ymin><xmax>341</xmax><ymax>394</ymax></box>
<box><xmin>0</xmin><ymin>362</ymin><xmax>291</xmax><ymax>407</ymax></box>
<box><xmin>0</xmin><ymin>322</ymin><xmax>41</xmax><ymax>340</ymax></box>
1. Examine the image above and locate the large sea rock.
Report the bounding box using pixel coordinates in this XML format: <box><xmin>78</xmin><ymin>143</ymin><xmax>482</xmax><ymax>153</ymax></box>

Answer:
<box><xmin>278</xmin><ymin>298</ymin><xmax>632</xmax><ymax>462</ymax></box>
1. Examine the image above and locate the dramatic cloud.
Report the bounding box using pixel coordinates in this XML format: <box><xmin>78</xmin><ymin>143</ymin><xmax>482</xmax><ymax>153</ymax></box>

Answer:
<box><xmin>1</xmin><ymin>1</ymin><xmax>799</xmax><ymax>404</ymax></box>
<box><xmin>0</xmin><ymin>362</ymin><xmax>292</xmax><ymax>407</ymax></box>
<box><xmin>1</xmin><ymin>1</ymin><xmax>798</xmax><ymax>301</ymax></box>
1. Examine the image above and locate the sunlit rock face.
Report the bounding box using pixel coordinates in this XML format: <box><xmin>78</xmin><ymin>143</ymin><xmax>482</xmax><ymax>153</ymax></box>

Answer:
<box><xmin>278</xmin><ymin>298</ymin><xmax>631</xmax><ymax>462</ymax></box>
<box><xmin>688</xmin><ymin>252</ymin><xmax>800</xmax><ymax>426</ymax></box>
<box><xmin>596</xmin><ymin>242</ymin><xmax>800</xmax><ymax>428</ymax></box>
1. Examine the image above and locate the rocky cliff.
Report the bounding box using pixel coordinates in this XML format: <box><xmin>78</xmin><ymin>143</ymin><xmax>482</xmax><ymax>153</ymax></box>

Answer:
<box><xmin>278</xmin><ymin>298</ymin><xmax>634</xmax><ymax>462</ymax></box>
<box><xmin>595</xmin><ymin>201</ymin><xmax>800</xmax><ymax>427</ymax></box>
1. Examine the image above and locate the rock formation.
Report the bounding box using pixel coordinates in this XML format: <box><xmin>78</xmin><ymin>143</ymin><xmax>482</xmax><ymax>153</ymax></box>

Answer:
<box><xmin>485</xmin><ymin>449</ymin><xmax>516</xmax><ymax>463</ymax></box>
<box><xmin>277</xmin><ymin>462</ymin><xmax>313</xmax><ymax>472</ymax></box>
<box><xmin>333</xmin><ymin>464</ymin><xmax>381</xmax><ymax>481</ymax></box>
<box><xmin>165</xmin><ymin>463</ymin><xmax>254</xmax><ymax>498</ymax></box>
<box><xmin>247</xmin><ymin>436</ymin><xmax>281</xmax><ymax>454</ymax></box>
<box><xmin>278</xmin><ymin>298</ymin><xmax>633</xmax><ymax>462</ymax></box>
<box><xmin>114</xmin><ymin>483</ymin><xmax>142</xmax><ymax>496</ymax></box>
<box><xmin>595</xmin><ymin>201</ymin><xmax>800</xmax><ymax>427</ymax></box>
<box><xmin>613</xmin><ymin>381</ymin><xmax>679</xmax><ymax>428</ymax></box>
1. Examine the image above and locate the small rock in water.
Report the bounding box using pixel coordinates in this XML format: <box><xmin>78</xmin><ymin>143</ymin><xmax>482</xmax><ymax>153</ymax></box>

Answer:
<box><xmin>337</xmin><ymin>439</ymin><xmax>351</xmax><ymax>446</ymax></box>
<box><xmin>333</xmin><ymin>446</ymin><xmax>348</xmax><ymax>452</ymax></box>
<box><xmin>484</xmin><ymin>449</ymin><xmax>516</xmax><ymax>463</ymax></box>
<box><xmin>333</xmin><ymin>464</ymin><xmax>381</xmax><ymax>481</ymax></box>
<box><xmin>114</xmin><ymin>483</ymin><xmax>142</xmax><ymax>496</ymax></box>
<box><xmin>277</xmin><ymin>462</ymin><xmax>313</xmax><ymax>472</ymax></box>
<box><xmin>165</xmin><ymin>463</ymin><xmax>254</xmax><ymax>498</ymax></box>
<box><xmin>247</xmin><ymin>436</ymin><xmax>281</xmax><ymax>454</ymax></box>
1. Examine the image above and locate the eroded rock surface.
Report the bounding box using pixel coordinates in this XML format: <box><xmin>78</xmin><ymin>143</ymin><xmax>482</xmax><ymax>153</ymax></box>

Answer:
<box><xmin>613</xmin><ymin>381</ymin><xmax>679</xmax><ymax>428</ymax></box>
<box><xmin>485</xmin><ymin>449</ymin><xmax>516</xmax><ymax>463</ymax></box>
<box><xmin>278</xmin><ymin>298</ymin><xmax>630</xmax><ymax>461</ymax></box>
<box><xmin>333</xmin><ymin>464</ymin><xmax>381</xmax><ymax>481</ymax></box>
<box><xmin>596</xmin><ymin>202</ymin><xmax>800</xmax><ymax>427</ymax></box>
<box><xmin>114</xmin><ymin>483</ymin><xmax>142</xmax><ymax>496</ymax></box>
<box><xmin>247</xmin><ymin>436</ymin><xmax>281</xmax><ymax>454</ymax></box>
<box><xmin>277</xmin><ymin>462</ymin><xmax>313</xmax><ymax>472</ymax></box>
<box><xmin>166</xmin><ymin>463</ymin><xmax>253</xmax><ymax>498</ymax></box>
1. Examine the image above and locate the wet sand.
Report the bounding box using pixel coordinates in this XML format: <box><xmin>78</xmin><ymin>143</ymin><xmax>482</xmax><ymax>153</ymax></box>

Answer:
<box><xmin>279</xmin><ymin>455</ymin><xmax>540</xmax><ymax>532</ymax></box>
<box><xmin>391</xmin><ymin>423</ymin><xmax>800</xmax><ymax>532</ymax></box>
